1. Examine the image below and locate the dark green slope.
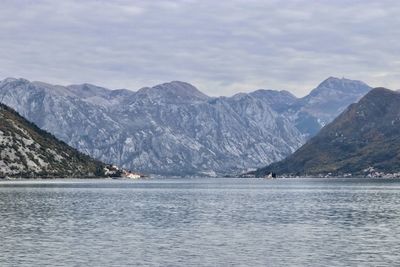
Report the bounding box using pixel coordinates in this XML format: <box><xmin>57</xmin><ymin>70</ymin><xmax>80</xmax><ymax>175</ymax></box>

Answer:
<box><xmin>255</xmin><ymin>88</ymin><xmax>400</xmax><ymax>177</ymax></box>
<box><xmin>0</xmin><ymin>103</ymin><xmax>110</xmax><ymax>178</ymax></box>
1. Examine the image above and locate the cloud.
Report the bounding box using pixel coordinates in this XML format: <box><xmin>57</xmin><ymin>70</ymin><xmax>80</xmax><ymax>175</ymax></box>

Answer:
<box><xmin>0</xmin><ymin>0</ymin><xmax>399</xmax><ymax>96</ymax></box>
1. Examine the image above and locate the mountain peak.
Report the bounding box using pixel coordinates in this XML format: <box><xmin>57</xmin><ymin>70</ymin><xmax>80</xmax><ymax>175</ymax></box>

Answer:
<box><xmin>256</xmin><ymin>86</ymin><xmax>400</xmax><ymax>177</ymax></box>
<box><xmin>1</xmin><ymin>77</ymin><xmax>30</xmax><ymax>85</ymax></box>
<box><xmin>249</xmin><ymin>89</ymin><xmax>297</xmax><ymax>113</ymax></box>
<box><xmin>288</xmin><ymin>77</ymin><xmax>372</xmax><ymax>136</ymax></box>
<box><xmin>321</xmin><ymin>76</ymin><xmax>355</xmax><ymax>84</ymax></box>
<box><xmin>364</xmin><ymin>87</ymin><xmax>396</xmax><ymax>97</ymax></box>
<box><xmin>315</xmin><ymin>77</ymin><xmax>370</xmax><ymax>94</ymax></box>
<box><xmin>67</xmin><ymin>83</ymin><xmax>112</xmax><ymax>99</ymax></box>
<box><xmin>251</xmin><ymin>89</ymin><xmax>296</xmax><ymax>98</ymax></box>
<box><xmin>137</xmin><ymin>81</ymin><xmax>209</xmax><ymax>102</ymax></box>
<box><xmin>2</xmin><ymin>77</ymin><xmax>18</xmax><ymax>83</ymax></box>
<box><xmin>357</xmin><ymin>87</ymin><xmax>399</xmax><ymax>112</ymax></box>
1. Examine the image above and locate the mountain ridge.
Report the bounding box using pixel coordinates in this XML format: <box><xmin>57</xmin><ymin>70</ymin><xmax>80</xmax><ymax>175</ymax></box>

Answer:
<box><xmin>286</xmin><ymin>77</ymin><xmax>371</xmax><ymax>136</ymax></box>
<box><xmin>255</xmin><ymin>87</ymin><xmax>400</xmax><ymax>177</ymax></box>
<box><xmin>0</xmin><ymin>102</ymin><xmax>113</xmax><ymax>178</ymax></box>
<box><xmin>0</xmin><ymin>76</ymin><xmax>371</xmax><ymax>176</ymax></box>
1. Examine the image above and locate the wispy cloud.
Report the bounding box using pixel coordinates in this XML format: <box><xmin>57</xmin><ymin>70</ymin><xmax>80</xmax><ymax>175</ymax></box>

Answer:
<box><xmin>0</xmin><ymin>0</ymin><xmax>399</xmax><ymax>96</ymax></box>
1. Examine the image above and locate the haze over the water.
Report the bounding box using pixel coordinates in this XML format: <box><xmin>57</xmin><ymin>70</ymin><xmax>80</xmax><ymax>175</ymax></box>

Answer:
<box><xmin>0</xmin><ymin>0</ymin><xmax>399</xmax><ymax>96</ymax></box>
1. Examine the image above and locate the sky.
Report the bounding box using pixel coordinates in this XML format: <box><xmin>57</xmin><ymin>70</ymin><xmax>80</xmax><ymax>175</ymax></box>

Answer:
<box><xmin>0</xmin><ymin>0</ymin><xmax>399</xmax><ymax>97</ymax></box>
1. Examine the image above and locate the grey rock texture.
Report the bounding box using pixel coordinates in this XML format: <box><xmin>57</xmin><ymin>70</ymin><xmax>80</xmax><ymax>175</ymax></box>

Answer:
<box><xmin>0</xmin><ymin>102</ymin><xmax>107</xmax><ymax>178</ymax></box>
<box><xmin>286</xmin><ymin>77</ymin><xmax>371</xmax><ymax>136</ymax></box>
<box><xmin>0</xmin><ymin>77</ymin><xmax>370</xmax><ymax>176</ymax></box>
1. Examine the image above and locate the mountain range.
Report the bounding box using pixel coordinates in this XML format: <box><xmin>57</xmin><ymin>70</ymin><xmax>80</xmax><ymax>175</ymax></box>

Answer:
<box><xmin>255</xmin><ymin>88</ymin><xmax>400</xmax><ymax>177</ymax></box>
<box><xmin>0</xmin><ymin>76</ymin><xmax>371</xmax><ymax>176</ymax></box>
<box><xmin>0</xmin><ymin>103</ymin><xmax>111</xmax><ymax>178</ymax></box>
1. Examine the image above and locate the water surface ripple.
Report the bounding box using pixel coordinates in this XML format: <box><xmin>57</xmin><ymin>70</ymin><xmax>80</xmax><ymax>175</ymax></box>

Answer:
<box><xmin>1</xmin><ymin>178</ymin><xmax>400</xmax><ymax>266</ymax></box>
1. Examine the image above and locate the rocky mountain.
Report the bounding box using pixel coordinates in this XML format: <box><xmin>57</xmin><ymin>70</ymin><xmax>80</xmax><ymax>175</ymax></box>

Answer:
<box><xmin>255</xmin><ymin>88</ymin><xmax>400</xmax><ymax>177</ymax></box>
<box><xmin>0</xmin><ymin>77</ymin><xmax>371</xmax><ymax>176</ymax></box>
<box><xmin>0</xmin><ymin>102</ymin><xmax>111</xmax><ymax>178</ymax></box>
<box><xmin>286</xmin><ymin>77</ymin><xmax>371</xmax><ymax>136</ymax></box>
<box><xmin>249</xmin><ymin>89</ymin><xmax>297</xmax><ymax>113</ymax></box>
<box><xmin>122</xmin><ymin>90</ymin><xmax>304</xmax><ymax>176</ymax></box>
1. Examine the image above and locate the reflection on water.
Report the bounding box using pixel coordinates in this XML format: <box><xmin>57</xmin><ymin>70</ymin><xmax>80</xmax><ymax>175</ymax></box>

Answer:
<box><xmin>1</xmin><ymin>178</ymin><xmax>400</xmax><ymax>266</ymax></box>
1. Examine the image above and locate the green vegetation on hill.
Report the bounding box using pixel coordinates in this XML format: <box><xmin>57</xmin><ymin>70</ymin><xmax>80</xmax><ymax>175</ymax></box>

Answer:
<box><xmin>255</xmin><ymin>88</ymin><xmax>400</xmax><ymax>177</ymax></box>
<box><xmin>0</xmin><ymin>103</ymin><xmax>108</xmax><ymax>178</ymax></box>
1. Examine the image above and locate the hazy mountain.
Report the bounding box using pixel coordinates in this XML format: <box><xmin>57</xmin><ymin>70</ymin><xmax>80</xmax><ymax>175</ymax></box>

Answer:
<box><xmin>249</xmin><ymin>89</ymin><xmax>297</xmax><ymax>112</ymax></box>
<box><xmin>0</xmin><ymin>78</ymin><xmax>306</xmax><ymax>176</ymax></box>
<box><xmin>98</xmin><ymin>83</ymin><xmax>305</xmax><ymax>176</ymax></box>
<box><xmin>67</xmin><ymin>83</ymin><xmax>135</xmax><ymax>107</ymax></box>
<box><xmin>255</xmin><ymin>88</ymin><xmax>400</xmax><ymax>177</ymax></box>
<box><xmin>286</xmin><ymin>77</ymin><xmax>372</xmax><ymax>136</ymax></box>
<box><xmin>0</xmin><ymin>102</ymin><xmax>109</xmax><ymax>178</ymax></box>
<box><xmin>135</xmin><ymin>81</ymin><xmax>210</xmax><ymax>103</ymax></box>
<box><xmin>0</xmin><ymin>77</ymin><xmax>371</xmax><ymax>176</ymax></box>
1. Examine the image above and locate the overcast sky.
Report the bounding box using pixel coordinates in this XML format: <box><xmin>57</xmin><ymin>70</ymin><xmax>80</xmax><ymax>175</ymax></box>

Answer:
<box><xmin>0</xmin><ymin>0</ymin><xmax>399</xmax><ymax>96</ymax></box>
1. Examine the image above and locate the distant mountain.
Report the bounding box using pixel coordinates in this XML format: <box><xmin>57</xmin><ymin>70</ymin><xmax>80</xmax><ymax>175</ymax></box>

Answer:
<box><xmin>286</xmin><ymin>77</ymin><xmax>371</xmax><ymax>136</ymax></box>
<box><xmin>249</xmin><ymin>89</ymin><xmax>297</xmax><ymax>113</ymax></box>
<box><xmin>0</xmin><ymin>76</ymin><xmax>371</xmax><ymax>176</ymax></box>
<box><xmin>255</xmin><ymin>88</ymin><xmax>400</xmax><ymax>177</ymax></box>
<box><xmin>136</xmin><ymin>81</ymin><xmax>210</xmax><ymax>103</ymax></box>
<box><xmin>124</xmin><ymin>91</ymin><xmax>306</xmax><ymax>175</ymax></box>
<box><xmin>0</xmin><ymin>78</ymin><xmax>304</xmax><ymax>176</ymax></box>
<box><xmin>67</xmin><ymin>83</ymin><xmax>135</xmax><ymax>106</ymax></box>
<box><xmin>0</xmin><ymin>103</ymin><xmax>110</xmax><ymax>178</ymax></box>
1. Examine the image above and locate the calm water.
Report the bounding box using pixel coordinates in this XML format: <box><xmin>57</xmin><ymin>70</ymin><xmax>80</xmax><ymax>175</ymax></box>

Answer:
<box><xmin>1</xmin><ymin>178</ymin><xmax>400</xmax><ymax>266</ymax></box>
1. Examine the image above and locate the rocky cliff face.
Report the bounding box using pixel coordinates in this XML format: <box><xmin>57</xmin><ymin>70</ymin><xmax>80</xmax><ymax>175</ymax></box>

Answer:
<box><xmin>256</xmin><ymin>88</ymin><xmax>400</xmax><ymax>177</ymax></box>
<box><xmin>0</xmin><ymin>77</ymin><xmax>370</xmax><ymax>176</ymax></box>
<box><xmin>0</xmin><ymin>102</ymin><xmax>108</xmax><ymax>178</ymax></box>
<box><xmin>115</xmin><ymin>90</ymin><xmax>304</xmax><ymax>175</ymax></box>
<box><xmin>285</xmin><ymin>77</ymin><xmax>371</xmax><ymax>136</ymax></box>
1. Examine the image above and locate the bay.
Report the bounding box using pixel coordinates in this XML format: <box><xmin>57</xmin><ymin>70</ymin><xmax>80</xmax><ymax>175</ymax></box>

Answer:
<box><xmin>1</xmin><ymin>178</ymin><xmax>400</xmax><ymax>266</ymax></box>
